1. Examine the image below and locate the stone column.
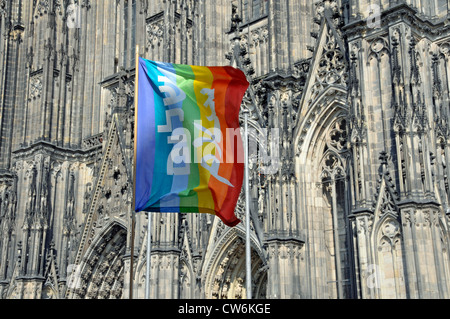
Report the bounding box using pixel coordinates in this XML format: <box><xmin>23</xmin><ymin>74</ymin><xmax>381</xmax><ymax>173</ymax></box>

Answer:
<box><xmin>266</xmin><ymin>240</ymin><xmax>303</xmax><ymax>299</ymax></box>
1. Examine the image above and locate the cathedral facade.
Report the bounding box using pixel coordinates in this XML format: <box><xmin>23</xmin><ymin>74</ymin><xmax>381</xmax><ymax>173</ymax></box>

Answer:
<box><xmin>1</xmin><ymin>0</ymin><xmax>450</xmax><ymax>299</ymax></box>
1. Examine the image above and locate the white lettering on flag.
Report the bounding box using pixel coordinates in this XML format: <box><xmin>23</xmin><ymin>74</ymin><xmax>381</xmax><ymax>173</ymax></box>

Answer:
<box><xmin>193</xmin><ymin>89</ymin><xmax>234</xmax><ymax>187</ymax></box>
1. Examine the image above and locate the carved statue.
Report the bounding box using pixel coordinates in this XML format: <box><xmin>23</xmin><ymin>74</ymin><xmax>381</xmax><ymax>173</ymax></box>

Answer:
<box><xmin>26</xmin><ymin>165</ymin><xmax>38</xmax><ymax>217</ymax></box>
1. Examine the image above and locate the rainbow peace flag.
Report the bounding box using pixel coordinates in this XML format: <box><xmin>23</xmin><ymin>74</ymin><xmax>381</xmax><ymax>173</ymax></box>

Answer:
<box><xmin>134</xmin><ymin>57</ymin><xmax>249</xmax><ymax>227</ymax></box>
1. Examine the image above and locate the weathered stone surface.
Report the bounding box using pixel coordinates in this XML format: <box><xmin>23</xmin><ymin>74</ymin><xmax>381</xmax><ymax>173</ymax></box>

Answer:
<box><xmin>0</xmin><ymin>0</ymin><xmax>450</xmax><ymax>299</ymax></box>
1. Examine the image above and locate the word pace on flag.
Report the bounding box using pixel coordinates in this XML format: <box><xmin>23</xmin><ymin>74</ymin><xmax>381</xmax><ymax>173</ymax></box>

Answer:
<box><xmin>135</xmin><ymin>58</ymin><xmax>249</xmax><ymax>227</ymax></box>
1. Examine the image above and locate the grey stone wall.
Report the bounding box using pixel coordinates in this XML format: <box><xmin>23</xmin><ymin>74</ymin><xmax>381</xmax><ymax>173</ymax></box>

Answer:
<box><xmin>0</xmin><ymin>0</ymin><xmax>449</xmax><ymax>299</ymax></box>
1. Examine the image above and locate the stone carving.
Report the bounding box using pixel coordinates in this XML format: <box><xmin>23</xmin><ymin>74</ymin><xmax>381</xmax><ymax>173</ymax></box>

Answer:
<box><xmin>36</xmin><ymin>0</ymin><xmax>50</xmax><ymax>18</ymax></box>
<box><xmin>82</xmin><ymin>133</ymin><xmax>104</xmax><ymax>150</ymax></box>
<box><xmin>0</xmin><ymin>0</ymin><xmax>7</xmax><ymax>17</ymax></box>
<box><xmin>29</xmin><ymin>74</ymin><xmax>43</xmax><ymax>101</ymax></box>
<box><xmin>327</xmin><ymin>118</ymin><xmax>348</xmax><ymax>153</ymax></box>
<box><xmin>146</xmin><ymin>19</ymin><xmax>164</xmax><ymax>48</ymax></box>
<box><xmin>1</xmin><ymin>0</ymin><xmax>450</xmax><ymax>301</ymax></box>
<box><xmin>368</xmin><ymin>37</ymin><xmax>390</xmax><ymax>62</ymax></box>
<box><xmin>308</xmin><ymin>25</ymin><xmax>348</xmax><ymax>108</ymax></box>
<box><xmin>25</xmin><ymin>164</ymin><xmax>38</xmax><ymax>219</ymax></box>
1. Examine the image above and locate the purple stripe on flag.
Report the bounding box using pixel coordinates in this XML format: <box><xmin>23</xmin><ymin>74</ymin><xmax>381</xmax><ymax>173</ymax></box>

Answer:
<box><xmin>135</xmin><ymin>58</ymin><xmax>156</xmax><ymax>211</ymax></box>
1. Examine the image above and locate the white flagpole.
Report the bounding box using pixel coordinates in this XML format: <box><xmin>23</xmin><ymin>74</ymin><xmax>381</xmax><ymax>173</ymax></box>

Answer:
<box><xmin>145</xmin><ymin>212</ymin><xmax>152</xmax><ymax>299</ymax></box>
<box><xmin>131</xmin><ymin>45</ymin><xmax>139</xmax><ymax>300</ymax></box>
<box><xmin>244</xmin><ymin>109</ymin><xmax>252</xmax><ymax>299</ymax></box>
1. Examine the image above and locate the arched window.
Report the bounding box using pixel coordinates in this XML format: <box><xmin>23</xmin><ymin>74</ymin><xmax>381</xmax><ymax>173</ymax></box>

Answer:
<box><xmin>320</xmin><ymin>117</ymin><xmax>354</xmax><ymax>299</ymax></box>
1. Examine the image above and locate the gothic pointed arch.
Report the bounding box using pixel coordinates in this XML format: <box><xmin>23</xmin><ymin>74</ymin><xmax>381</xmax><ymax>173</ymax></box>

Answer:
<box><xmin>70</xmin><ymin>114</ymin><xmax>132</xmax><ymax>283</ymax></box>
<box><xmin>67</xmin><ymin>220</ymin><xmax>126</xmax><ymax>299</ymax></box>
<box><xmin>372</xmin><ymin>152</ymin><xmax>400</xmax><ymax>219</ymax></box>
<box><xmin>293</xmin><ymin>10</ymin><xmax>348</xmax><ymax>154</ymax></box>
<box><xmin>369</xmin><ymin>153</ymin><xmax>407</xmax><ymax>298</ymax></box>
<box><xmin>294</xmin><ymin>96</ymin><xmax>353</xmax><ymax>298</ymax></box>
<box><xmin>41</xmin><ymin>242</ymin><xmax>61</xmax><ymax>299</ymax></box>
<box><xmin>202</xmin><ymin>218</ymin><xmax>267</xmax><ymax>299</ymax></box>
